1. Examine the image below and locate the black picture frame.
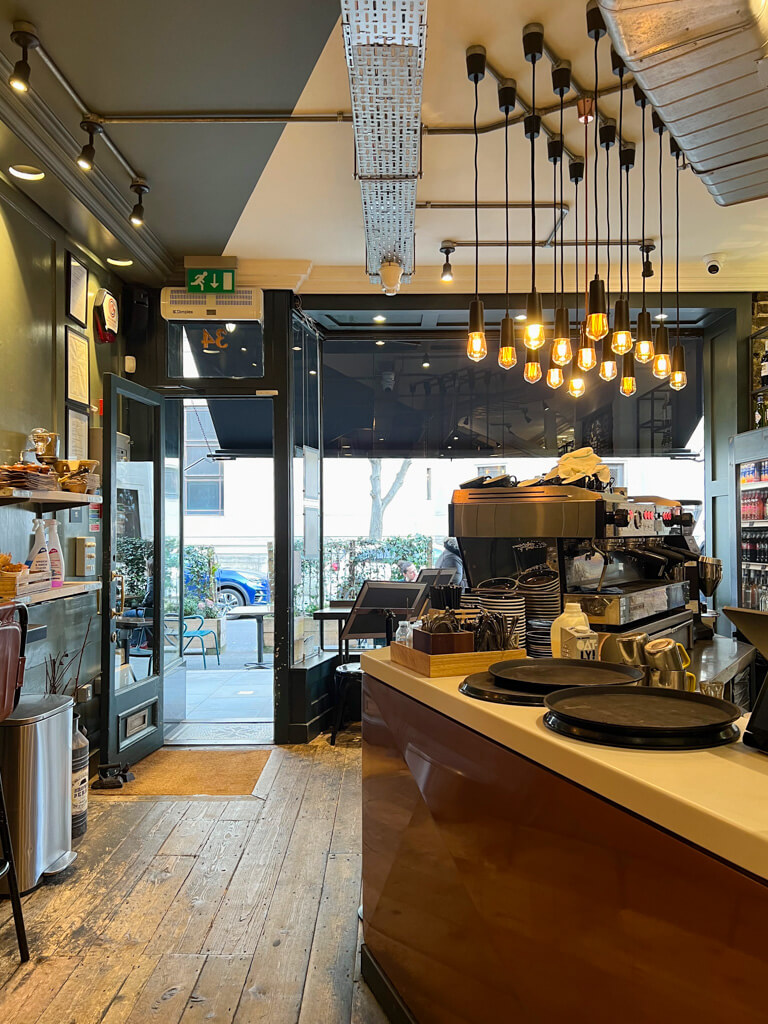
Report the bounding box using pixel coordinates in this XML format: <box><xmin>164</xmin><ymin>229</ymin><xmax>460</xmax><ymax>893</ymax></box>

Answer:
<box><xmin>65</xmin><ymin>326</ymin><xmax>90</xmax><ymax>407</ymax></box>
<box><xmin>65</xmin><ymin>404</ymin><xmax>89</xmax><ymax>461</ymax></box>
<box><xmin>66</xmin><ymin>251</ymin><xmax>89</xmax><ymax>327</ymax></box>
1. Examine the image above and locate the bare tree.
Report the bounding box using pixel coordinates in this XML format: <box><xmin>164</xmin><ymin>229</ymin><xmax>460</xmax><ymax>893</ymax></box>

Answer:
<box><xmin>368</xmin><ymin>458</ymin><xmax>412</xmax><ymax>540</ymax></box>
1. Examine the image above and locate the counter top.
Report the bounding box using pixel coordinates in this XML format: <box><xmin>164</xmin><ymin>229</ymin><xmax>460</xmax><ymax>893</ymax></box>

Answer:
<box><xmin>361</xmin><ymin>641</ymin><xmax>768</xmax><ymax>881</ymax></box>
<box><xmin>690</xmin><ymin>635</ymin><xmax>755</xmax><ymax>685</ymax></box>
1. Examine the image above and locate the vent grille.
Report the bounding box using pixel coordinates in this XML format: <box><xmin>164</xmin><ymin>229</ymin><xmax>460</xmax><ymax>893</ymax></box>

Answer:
<box><xmin>341</xmin><ymin>0</ymin><xmax>427</xmax><ymax>283</ymax></box>
<box><xmin>167</xmin><ymin>288</ymin><xmax>257</xmax><ymax>307</ymax></box>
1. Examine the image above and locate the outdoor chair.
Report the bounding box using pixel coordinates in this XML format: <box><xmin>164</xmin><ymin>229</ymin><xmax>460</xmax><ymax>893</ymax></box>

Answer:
<box><xmin>168</xmin><ymin>614</ymin><xmax>221</xmax><ymax>669</ymax></box>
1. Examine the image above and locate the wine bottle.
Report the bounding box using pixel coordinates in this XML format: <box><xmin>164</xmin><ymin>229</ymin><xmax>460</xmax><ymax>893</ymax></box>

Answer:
<box><xmin>761</xmin><ymin>339</ymin><xmax>768</xmax><ymax>388</ymax></box>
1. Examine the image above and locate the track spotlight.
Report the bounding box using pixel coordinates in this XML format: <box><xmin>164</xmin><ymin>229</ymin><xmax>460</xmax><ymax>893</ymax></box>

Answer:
<box><xmin>129</xmin><ymin>179</ymin><xmax>149</xmax><ymax>227</ymax></box>
<box><xmin>77</xmin><ymin>120</ymin><xmax>103</xmax><ymax>171</ymax></box>
<box><xmin>439</xmin><ymin>243</ymin><xmax>455</xmax><ymax>283</ymax></box>
<box><xmin>8</xmin><ymin>22</ymin><xmax>39</xmax><ymax>93</ymax></box>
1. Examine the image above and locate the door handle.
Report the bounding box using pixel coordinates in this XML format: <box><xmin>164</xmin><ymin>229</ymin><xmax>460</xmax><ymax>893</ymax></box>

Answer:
<box><xmin>110</xmin><ymin>571</ymin><xmax>125</xmax><ymax>615</ymax></box>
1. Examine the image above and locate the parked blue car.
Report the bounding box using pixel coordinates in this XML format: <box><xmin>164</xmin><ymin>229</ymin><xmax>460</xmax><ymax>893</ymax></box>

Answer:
<box><xmin>215</xmin><ymin>568</ymin><xmax>271</xmax><ymax>609</ymax></box>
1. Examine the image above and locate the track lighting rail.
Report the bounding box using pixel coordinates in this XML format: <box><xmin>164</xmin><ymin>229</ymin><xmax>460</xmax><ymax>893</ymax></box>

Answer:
<box><xmin>450</xmin><ymin>236</ymin><xmax>650</xmax><ymax>248</ymax></box>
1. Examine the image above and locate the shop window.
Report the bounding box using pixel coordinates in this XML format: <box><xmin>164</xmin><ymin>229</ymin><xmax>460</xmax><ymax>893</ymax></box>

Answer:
<box><xmin>184</xmin><ymin>405</ymin><xmax>224</xmax><ymax>515</ymax></box>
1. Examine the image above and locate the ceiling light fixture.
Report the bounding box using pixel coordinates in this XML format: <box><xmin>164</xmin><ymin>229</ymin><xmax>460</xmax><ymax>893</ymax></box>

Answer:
<box><xmin>552</xmin><ymin>62</ymin><xmax>572</xmax><ymax>368</ymax></box>
<box><xmin>373</xmin><ymin>315</ymin><xmax>386</xmax><ymax>323</ymax></box>
<box><xmin>610</xmin><ymin>50</ymin><xmax>633</xmax><ymax>359</ymax></box>
<box><xmin>585</xmin><ymin>2</ymin><xmax>609</xmax><ymax>344</ymax></box>
<box><xmin>77</xmin><ymin>120</ymin><xmax>103</xmax><ymax>171</ymax></box>
<box><xmin>107</xmin><ymin>257</ymin><xmax>133</xmax><ymax>267</ymax></box>
<box><xmin>8</xmin><ymin>22</ymin><xmax>38</xmax><ymax>94</ymax></box>
<box><xmin>600</xmin><ymin>116</ymin><xmax>621</xmax><ymax>359</ymax></box>
<box><xmin>670</xmin><ymin>136</ymin><xmax>687</xmax><ymax>391</ymax></box>
<box><xmin>8</xmin><ymin>164</ymin><xmax>44</xmax><ymax>181</ymax></box>
<box><xmin>568</xmin><ymin>335</ymin><xmax>587</xmax><ymax>398</ymax></box>
<box><xmin>514</xmin><ymin>313</ymin><xmax>527</xmax><ymax>322</ymax></box>
<box><xmin>523</xmin><ymin>24</ymin><xmax>545</xmax><ymax>350</ymax></box>
<box><xmin>439</xmin><ymin>242</ymin><xmax>455</xmax><ymax>282</ymax></box>
<box><xmin>634</xmin><ymin>87</ymin><xmax>654</xmax><ymax>364</ymax></box>
<box><xmin>375</xmin><ymin>339</ymin><xmax>385</xmax><ymax>346</ymax></box>
<box><xmin>620</xmin><ymin>347</ymin><xmax>637</xmax><ymax>396</ymax></box>
<box><xmin>652</xmin><ymin>111</ymin><xmax>671</xmax><ymax>379</ymax></box>
<box><xmin>498</xmin><ymin>74</ymin><xmax>518</xmax><ymax>371</ymax></box>
<box><xmin>129</xmin><ymin>178</ymin><xmax>149</xmax><ymax>228</ymax></box>
<box><xmin>380</xmin><ymin>259</ymin><xmax>403</xmax><ymax>296</ymax></box>
<box><xmin>524</xmin><ymin>348</ymin><xmax>542</xmax><ymax>384</ymax></box>
<box><xmin>225</xmin><ymin>323</ymin><xmax>237</xmax><ymax>333</ymax></box>
<box><xmin>466</xmin><ymin>44</ymin><xmax>488</xmax><ymax>363</ymax></box>
<box><xmin>546</xmin><ymin>344</ymin><xmax>564</xmax><ymax>389</ymax></box>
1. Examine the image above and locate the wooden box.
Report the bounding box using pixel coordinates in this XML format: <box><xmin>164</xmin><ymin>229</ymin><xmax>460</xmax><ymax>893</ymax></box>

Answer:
<box><xmin>412</xmin><ymin>629</ymin><xmax>474</xmax><ymax>656</ymax></box>
<box><xmin>390</xmin><ymin>642</ymin><xmax>526</xmax><ymax>678</ymax></box>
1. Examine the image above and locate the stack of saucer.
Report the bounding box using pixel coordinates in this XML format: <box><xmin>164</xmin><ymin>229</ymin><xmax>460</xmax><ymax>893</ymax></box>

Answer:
<box><xmin>474</xmin><ymin>580</ymin><xmax>526</xmax><ymax>648</ymax></box>
<box><xmin>526</xmin><ymin>618</ymin><xmax>554</xmax><ymax>658</ymax></box>
<box><xmin>517</xmin><ymin>568</ymin><xmax>561</xmax><ymax>622</ymax></box>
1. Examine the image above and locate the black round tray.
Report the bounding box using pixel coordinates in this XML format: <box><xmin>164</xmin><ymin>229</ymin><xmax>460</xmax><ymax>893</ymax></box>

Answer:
<box><xmin>543</xmin><ymin>684</ymin><xmax>742</xmax><ymax>750</ymax></box>
<box><xmin>489</xmin><ymin>658</ymin><xmax>644</xmax><ymax>694</ymax></box>
<box><xmin>459</xmin><ymin>672</ymin><xmax>545</xmax><ymax>706</ymax></box>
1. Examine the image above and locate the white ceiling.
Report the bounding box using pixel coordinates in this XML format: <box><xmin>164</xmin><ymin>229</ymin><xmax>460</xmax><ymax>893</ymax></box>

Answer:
<box><xmin>227</xmin><ymin>0</ymin><xmax>768</xmax><ymax>296</ymax></box>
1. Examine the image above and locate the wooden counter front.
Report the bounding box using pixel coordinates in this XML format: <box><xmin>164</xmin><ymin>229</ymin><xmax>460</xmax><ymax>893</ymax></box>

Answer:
<box><xmin>362</xmin><ymin>673</ymin><xmax>768</xmax><ymax>1024</ymax></box>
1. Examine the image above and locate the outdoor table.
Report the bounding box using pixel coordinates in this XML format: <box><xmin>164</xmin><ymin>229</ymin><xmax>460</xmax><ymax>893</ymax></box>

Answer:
<box><xmin>226</xmin><ymin>606</ymin><xmax>271</xmax><ymax>668</ymax></box>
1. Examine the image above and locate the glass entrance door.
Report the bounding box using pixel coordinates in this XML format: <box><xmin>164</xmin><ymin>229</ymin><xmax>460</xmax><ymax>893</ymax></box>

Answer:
<box><xmin>100</xmin><ymin>374</ymin><xmax>166</xmax><ymax>764</ymax></box>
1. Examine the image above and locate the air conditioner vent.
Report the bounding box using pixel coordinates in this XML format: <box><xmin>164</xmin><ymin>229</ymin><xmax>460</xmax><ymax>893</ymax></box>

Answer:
<box><xmin>160</xmin><ymin>287</ymin><xmax>263</xmax><ymax>321</ymax></box>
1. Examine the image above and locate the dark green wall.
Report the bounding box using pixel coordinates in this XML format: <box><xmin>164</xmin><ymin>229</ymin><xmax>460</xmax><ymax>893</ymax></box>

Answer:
<box><xmin>0</xmin><ymin>175</ymin><xmax>126</xmax><ymax>697</ymax></box>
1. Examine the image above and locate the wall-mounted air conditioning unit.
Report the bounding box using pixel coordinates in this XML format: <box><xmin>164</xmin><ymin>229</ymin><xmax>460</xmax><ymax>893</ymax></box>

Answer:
<box><xmin>160</xmin><ymin>286</ymin><xmax>263</xmax><ymax>322</ymax></box>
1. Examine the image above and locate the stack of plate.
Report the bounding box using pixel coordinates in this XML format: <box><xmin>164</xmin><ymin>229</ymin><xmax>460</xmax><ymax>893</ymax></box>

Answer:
<box><xmin>526</xmin><ymin>618</ymin><xmax>553</xmax><ymax>658</ymax></box>
<box><xmin>517</xmin><ymin>568</ymin><xmax>561</xmax><ymax>622</ymax></box>
<box><xmin>473</xmin><ymin>579</ymin><xmax>526</xmax><ymax>648</ymax></box>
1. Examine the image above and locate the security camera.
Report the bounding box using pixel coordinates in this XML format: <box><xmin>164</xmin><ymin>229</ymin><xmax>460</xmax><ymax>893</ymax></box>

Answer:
<box><xmin>703</xmin><ymin>253</ymin><xmax>724</xmax><ymax>275</ymax></box>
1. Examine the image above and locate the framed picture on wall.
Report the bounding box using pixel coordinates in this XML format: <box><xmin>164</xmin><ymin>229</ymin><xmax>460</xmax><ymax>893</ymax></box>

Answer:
<box><xmin>65</xmin><ymin>327</ymin><xmax>90</xmax><ymax>407</ymax></box>
<box><xmin>66</xmin><ymin>406</ymin><xmax>89</xmax><ymax>461</ymax></box>
<box><xmin>66</xmin><ymin>251</ymin><xmax>88</xmax><ymax>327</ymax></box>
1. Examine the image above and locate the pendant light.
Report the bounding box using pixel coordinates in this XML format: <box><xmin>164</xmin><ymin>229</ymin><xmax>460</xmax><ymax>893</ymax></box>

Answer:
<box><xmin>619</xmin><ymin>347</ymin><xmax>637</xmax><ymax>396</ymax></box>
<box><xmin>546</xmin><ymin>347</ymin><xmax>564</xmax><ymax>389</ymax></box>
<box><xmin>569</xmin><ymin>326</ymin><xmax>587</xmax><ymax>398</ymax></box>
<box><xmin>466</xmin><ymin>46</ymin><xmax>487</xmax><ymax>363</ymax></box>
<box><xmin>552</xmin><ymin>61</ymin><xmax>572</xmax><ymax>366</ymax></box>
<box><xmin>599</xmin><ymin>115</ymin><xmax>623</xmax><ymax>379</ymax></box>
<box><xmin>634</xmin><ymin>88</ymin><xmax>654</xmax><ymax>363</ymax></box>
<box><xmin>652</xmin><ymin>111</ymin><xmax>671</xmax><ymax>379</ymax></box>
<box><xmin>547</xmin><ymin>133</ymin><xmax>563</xmax><ymax>387</ymax></box>
<box><xmin>524</xmin><ymin>348</ymin><xmax>542</xmax><ymax>384</ymax></box>
<box><xmin>670</xmin><ymin>137</ymin><xmax>687</xmax><ymax>390</ymax></box>
<box><xmin>568</xmin><ymin>157</ymin><xmax>585</xmax><ymax>397</ymax></box>
<box><xmin>439</xmin><ymin>243</ymin><xmax>455</xmax><ymax>283</ymax></box>
<box><xmin>498</xmin><ymin>76</ymin><xmax>518</xmax><ymax>370</ymax></box>
<box><xmin>578</xmin><ymin>101</ymin><xmax>598</xmax><ymax>378</ymax></box>
<box><xmin>585</xmin><ymin>2</ymin><xmax>608</xmax><ymax>343</ymax></box>
<box><xmin>607</xmin><ymin>53</ymin><xmax>631</xmax><ymax>358</ymax></box>
<box><xmin>523</xmin><ymin>24</ymin><xmax>545</xmax><ymax>349</ymax></box>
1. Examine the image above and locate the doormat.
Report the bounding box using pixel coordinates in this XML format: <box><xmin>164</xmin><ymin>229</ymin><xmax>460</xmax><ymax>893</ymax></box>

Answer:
<box><xmin>114</xmin><ymin>747</ymin><xmax>272</xmax><ymax>796</ymax></box>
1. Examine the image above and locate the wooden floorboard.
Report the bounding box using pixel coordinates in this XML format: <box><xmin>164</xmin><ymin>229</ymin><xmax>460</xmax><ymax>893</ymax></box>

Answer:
<box><xmin>0</xmin><ymin>742</ymin><xmax>385</xmax><ymax>1023</ymax></box>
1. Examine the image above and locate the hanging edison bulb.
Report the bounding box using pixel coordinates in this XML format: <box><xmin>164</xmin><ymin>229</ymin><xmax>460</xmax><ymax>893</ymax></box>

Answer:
<box><xmin>577</xmin><ymin>321</ymin><xmax>597</xmax><ymax>372</ymax></box>
<box><xmin>635</xmin><ymin>310</ymin><xmax>654</xmax><ymax>363</ymax></box>
<box><xmin>620</xmin><ymin>349</ymin><xmax>637</xmax><ymax>396</ymax></box>
<box><xmin>586</xmin><ymin>275</ymin><xmax>609</xmax><ymax>341</ymax></box>
<box><xmin>652</xmin><ymin>323</ymin><xmax>671</xmax><ymax>378</ymax></box>
<box><xmin>546</xmin><ymin>345</ymin><xmax>564</xmax><ymax>389</ymax></box>
<box><xmin>599</xmin><ymin>334</ymin><xmax>617</xmax><ymax>381</ymax></box>
<box><xmin>524</xmin><ymin>348</ymin><xmax>542</xmax><ymax>383</ymax></box>
<box><xmin>611</xmin><ymin>298</ymin><xmax>633</xmax><ymax>355</ymax></box>
<box><xmin>552</xmin><ymin>307</ymin><xmax>572</xmax><ymax>365</ymax></box>
<box><xmin>498</xmin><ymin>316</ymin><xmax>517</xmax><ymax>369</ymax></box>
<box><xmin>670</xmin><ymin>344</ymin><xmax>687</xmax><ymax>390</ymax></box>
<box><xmin>524</xmin><ymin>289</ymin><xmax>545</xmax><ymax>349</ymax></box>
<box><xmin>467</xmin><ymin>298</ymin><xmax>487</xmax><ymax>362</ymax></box>
<box><xmin>568</xmin><ymin>364</ymin><xmax>586</xmax><ymax>398</ymax></box>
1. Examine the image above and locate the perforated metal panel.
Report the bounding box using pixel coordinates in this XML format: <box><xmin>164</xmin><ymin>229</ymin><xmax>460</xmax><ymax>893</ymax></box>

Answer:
<box><xmin>341</xmin><ymin>0</ymin><xmax>427</xmax><ymax>283</ymax></box>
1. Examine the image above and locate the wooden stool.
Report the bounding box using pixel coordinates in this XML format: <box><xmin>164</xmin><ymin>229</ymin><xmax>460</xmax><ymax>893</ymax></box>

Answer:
<box><xmin>330</xmin><ymin>663</ymin><xmax>363</xmax><ymax>746</ymax></box>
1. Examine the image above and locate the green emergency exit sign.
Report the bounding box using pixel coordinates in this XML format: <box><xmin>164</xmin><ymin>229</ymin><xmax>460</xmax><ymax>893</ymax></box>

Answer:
<box><xmin>186</xmin><ymin>268</ymin><xmax>236</xmax><ymax>293</ymax></box>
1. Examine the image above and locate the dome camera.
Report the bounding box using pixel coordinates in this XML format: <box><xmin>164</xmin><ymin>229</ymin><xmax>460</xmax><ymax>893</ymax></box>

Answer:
<box><xmin>703</xmin><ymin>253</ymin><xmax>724</xmax><ymax>275</ymax></box>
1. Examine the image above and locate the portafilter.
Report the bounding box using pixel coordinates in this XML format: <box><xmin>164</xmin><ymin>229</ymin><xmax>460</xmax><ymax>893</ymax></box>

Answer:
<box><xmin>698</xmin><ymin>556</ymin><xmax>722</xmax><ymax>598</ymax></box>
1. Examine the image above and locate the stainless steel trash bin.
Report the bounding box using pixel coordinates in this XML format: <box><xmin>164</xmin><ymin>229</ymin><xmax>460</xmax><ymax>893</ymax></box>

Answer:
<box><xmin>0</xmin><ymin>695</ymin><xmax>76</xmax><ymax>893</ymax></box>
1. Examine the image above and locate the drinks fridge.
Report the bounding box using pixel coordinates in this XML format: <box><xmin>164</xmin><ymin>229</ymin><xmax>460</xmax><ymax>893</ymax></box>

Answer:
<box><xmin>735</xmin><ymin>443</ymin><xmax>768</xmax><ymax>609</ymax></box>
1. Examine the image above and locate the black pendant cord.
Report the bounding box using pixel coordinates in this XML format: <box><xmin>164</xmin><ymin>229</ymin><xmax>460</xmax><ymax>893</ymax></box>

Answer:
<box><xmin>559</xmin><ymin>94</ymin><xmax>565</xmax><ymax>299</ymax></box>
<box><xmin>605</xmin><ymin>131</ymin><xmax>611</xmax><ymax>308</ymax></box>
<box><xmin>474</xmin><ymin>78</ymin><xmax>480</xmax><ymax>300</ymax></box>
<box><xmin>675</xmin><ymin>148</ymin><xmax>680</xmax><ymax>347</ymax></box>
<box><xmin>658</xmin><ymin>126</ymin><xmax>664</xmax><ymax>317</ymax></box>
<box><xmin>505</xmin><ymin>108</ymin><xmax>510</xmax><ymax>316</ymax></box>
<box><xmin>530</xmin><ymin>61</ymin><xmax>537</xmax><ymax>290</ymax></box>
<box><xmin>553</xmin><ymin>138</ymin><xmax>558</xmax><ymax>306</ymax></box>
<box><xmin>593</xmin><ymin>36</ymin><xmax>599</xmax><ymax>276</ymax></box>
<box><xmin>625</xmin><ymin>144</ymin><xmax>631</xmax><ymax>299</ymax></box>
<box><xmin>641</xmin><ymin>102</ymin><xmax>647</xmax><ymax>311</ymax></box>
<box><xmin>618</xmin><ymin>72</ymin><xmax>624</xmax><ymax>297</ymax></box>
<box><xmin>575</xmin><ymin>174</ymin><xmax>580</xmax><ymax>324</ymax></box>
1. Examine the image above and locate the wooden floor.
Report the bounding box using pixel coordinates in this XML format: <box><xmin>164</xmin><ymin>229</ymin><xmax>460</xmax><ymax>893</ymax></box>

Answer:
<box><xmin>0</xmin><ymin>739</ymin><xmax>387</xmax><ymax>1024</ymax></box>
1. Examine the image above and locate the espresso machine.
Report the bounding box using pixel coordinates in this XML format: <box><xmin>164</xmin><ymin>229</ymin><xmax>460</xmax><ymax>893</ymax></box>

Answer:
<box><xmin>450</xmin><ymin>484</ymin><xmax>696</xmax><ymax>660</ymax></box>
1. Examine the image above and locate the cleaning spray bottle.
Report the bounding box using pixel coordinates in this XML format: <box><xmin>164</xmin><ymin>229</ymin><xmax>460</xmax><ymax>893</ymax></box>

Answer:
<box><xmin>25</xmin><ymin>517</ymin><xmax>51</xmax><ymax>577</ymax></box>
<box><xmin>44</xmin><ymin>517</ymin><xmax>65</xmax><ymax>586</ymax></box>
